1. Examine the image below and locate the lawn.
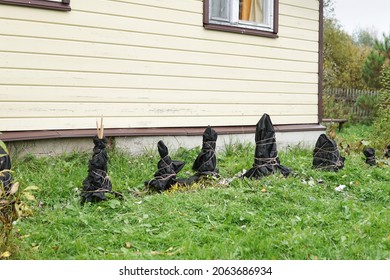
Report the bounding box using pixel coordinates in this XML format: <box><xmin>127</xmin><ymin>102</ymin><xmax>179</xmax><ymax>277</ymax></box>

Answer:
<box><xmin>2</xmin><ymin>125</ymin><xmax>390</xmax><ymax>260</ymax></box>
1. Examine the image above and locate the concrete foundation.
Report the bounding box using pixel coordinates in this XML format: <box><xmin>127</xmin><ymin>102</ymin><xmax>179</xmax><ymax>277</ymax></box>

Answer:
<box><xmin>7</xmin><ymin>130</ymin><xmax>324</xmax><ymax>158</ymax></box>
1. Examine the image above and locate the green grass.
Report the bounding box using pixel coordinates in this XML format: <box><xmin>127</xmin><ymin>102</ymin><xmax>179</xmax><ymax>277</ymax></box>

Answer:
<box><xmin>3</xmin><ymin>125</ymin><xmax>390</xmax><ymax>260</ymax></box>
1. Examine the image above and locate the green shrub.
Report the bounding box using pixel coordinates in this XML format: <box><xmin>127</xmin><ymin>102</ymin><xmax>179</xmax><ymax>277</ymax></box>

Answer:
<box><xmin>322</xmin><ymin>94</ymin><xmax>353</xmax><ymax>120</ymax></box>
<box><xmin>372</xmin><ymin>66</ymin><xmax>390</xmax><ymax>149</ymax></box>
<box><xmin>355</xmin><ymin>94</ymin><xmax>379</xmax><ymax>122</ymax></box>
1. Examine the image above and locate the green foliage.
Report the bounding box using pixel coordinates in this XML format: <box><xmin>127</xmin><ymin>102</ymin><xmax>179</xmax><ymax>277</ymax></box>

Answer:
<box><xmin>372</xmin><ymin>66</ymin><xmax>390</xmax><ymax>148</ymax></box>
<box><xmin>3</xmin><ymin>130</ymin><xmax>390</xmax><ymax>260</ymax></box>
<box><xmin>354</xmin><ymin>94</ymin><xmax>380</xmax><ymax>122</ymax></box>
<box><xmin>323</xmin><ymin>19</ymin><xmax>369</xmax><ymax>89</ymax></box>
<box><xmin>1</xmin><ymin>140</ymin><xmax>38</xmax><ymax>258</ymax></box>
<box><xmin>362</xmin><ymin>34</ymin><xmax>390</xmax><ymax>89</ymax></box>
<box><xmin>322</xmin><ymin>89</ymin><xmax>378</xmax><ymax>124</ymax></box>
<box><xmin>322</xmin><ymin>94</ymin><xmax>353</xmax><ymax>120</ymax></box>
<box><xmin>352</xmin><ymin>27</ymin><xmax>377</xmax><ymax>48</ymax></box>
<box><xmin>363</xmin><ymin>50</ymin><xmax>386</xmax><ymax>89</ymax></box>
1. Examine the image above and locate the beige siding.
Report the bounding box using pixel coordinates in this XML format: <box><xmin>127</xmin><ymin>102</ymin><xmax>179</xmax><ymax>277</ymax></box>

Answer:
<box><xmin>0</xmin><ymin>0</ymin><xmax>320</xmax><ymax>132</ymax></box>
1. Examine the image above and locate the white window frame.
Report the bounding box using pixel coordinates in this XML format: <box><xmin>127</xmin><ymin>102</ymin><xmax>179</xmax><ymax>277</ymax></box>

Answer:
<box><xmin>208</xmin><ymin>0</ymin><xmax>275</xmax><ymax>33</ymax></box>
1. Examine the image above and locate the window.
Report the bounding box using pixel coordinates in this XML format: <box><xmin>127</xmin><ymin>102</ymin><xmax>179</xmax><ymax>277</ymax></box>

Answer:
<box><xmin>204</xmin><ymin>0</ymin><xmax>278</xmax><ymax>37</ymax></box>
<box><xmin>0</xmin><ymin>0</ymin><xmax>70</xmax><ymax>11</ymax></box>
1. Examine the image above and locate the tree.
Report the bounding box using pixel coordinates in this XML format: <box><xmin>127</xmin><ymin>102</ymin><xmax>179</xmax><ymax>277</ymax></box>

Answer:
<box><xmin>323</xmin><ymin>0</ymin><xmax>335</xmax><ymax>19</ymax></box>
<box><xmin>371</xmin><ymin>65</ymin><xmax>390</xmax><ymax>148</ymax></box>
<box><xmin>323</xmin><ymin>18</ymin><xmax>369</xmax><ymax>89</ymax></box>
<box><xmin>362</xmin><ymin>34</ymin><xmax>390</xmax><ymax>89</ymax></box>
<box><xmin>352</xmin><ymin>27</ymin><xmax>378</xmax><ymax>48</ymax></box>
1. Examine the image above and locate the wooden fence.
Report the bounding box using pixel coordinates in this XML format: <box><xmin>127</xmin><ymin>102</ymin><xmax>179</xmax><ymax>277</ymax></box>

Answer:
<box><xmin>323</xmin><ymin>88</ymin><xmax>379</xmax><ymax>122</ymax></box>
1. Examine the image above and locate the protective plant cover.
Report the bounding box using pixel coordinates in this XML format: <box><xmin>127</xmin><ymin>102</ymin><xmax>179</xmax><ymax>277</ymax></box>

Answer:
<box><xmin>81</xmin><ymin>136</ymin><xmax>113</xmax><ymax>203</ymax></box>
<box><xmin>384</xmin><ymin>144</ymin><xmax>390</xmax><ymax>158</ymax></box>
<box><xmin>243</xmin><ymin>114</ymin><xmax>291</xmax><ymax>179</ymax></box>
<box><xmin>145</xmin><ymin>140</ymin><xmax>185</xmax><ymax>192</ymax></box>
<box><xmin>363</xmin><ymin>147</ymin><xmax>376</xmax><ymax>166</ymax></box>
<box><xmin>187</xmin><ymin>126</ymin><xmax>219</xmax><ymax>183</ymax></box>
<box><xmin>312</xmin><ymin>133</ymin><xmax>345</xmax><ymax>171</ymax></box>
<box><xmin>0</xmin><ymin>145</ymin><xmax>13</xmax><ymax>192</ymax></box>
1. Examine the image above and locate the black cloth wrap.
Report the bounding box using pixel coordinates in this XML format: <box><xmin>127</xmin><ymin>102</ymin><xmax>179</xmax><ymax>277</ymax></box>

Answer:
<box><xmin>243</xmin><ymin>114</ymin><xmax>291</xmax><ymax>179</ymax></box>
<box><xmin>363</xmin><ymin>147</ymin><xmax>376</xmax><ymax>166</ymax></box>
<box><xmin>312</xmin><ymin>133</ymin><xmax>345</xmax><ymax>171</ymax></box>
<box><xmin>81</xmin><ymin>136</ymin><xmax>112</xmax><ymax>202</ymax></box>
<box><xmin>186</xmin><ymin>126</ymin><xmax>219</xmax><ymax>184</ymax></box>
<box><xmin>0</xmin><ymin>146</ymin><xmax>13</xmax><ymax>192</ymax></box>
<box><xmin>145</xmin><ymin>140</ymin><xmax>185</xmax><ymax>192</ymax></box>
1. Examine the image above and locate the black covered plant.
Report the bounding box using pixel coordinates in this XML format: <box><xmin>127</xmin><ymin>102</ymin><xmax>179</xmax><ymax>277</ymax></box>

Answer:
<box><xmin>312</xmin><ymin>133</ymin><xmax>345</xmax><ymax>171</ymax></box>
<box><xmin>81</xmin><ymin>119</ymin><xmax>116</xmax><ymax>203</ymax></box>
<box><xmin>384</xmin><ymin>144</ymin><xmax>390</xmax><ymax>158</ymax></box>
<box><xmin>187</xmin><ymin>126</ymin><xmax>219</xmax><ymax>184</ymax></box>
<box><xmin>145</xmin><ymin>140</ymin><xmax>185</xmax><ymax>192</ymax></box>
<box><xmin>243</xmin><ymin>114</ymin><xmax>291</xmax><ymax>179</ymax></box>
<box><xmin>1</xmin><ymin>141</ymin><xmax>19</xmax><ymax>249</ymax></box>
<box><xmin>0</xmin><ymin>143</ymin><xmax>13</xmax><ymax>193</ymax></box>
<box><xmin>363</xmin><ymin>147</ymin><xmax>376</xmax><ymax>166</ymax></box>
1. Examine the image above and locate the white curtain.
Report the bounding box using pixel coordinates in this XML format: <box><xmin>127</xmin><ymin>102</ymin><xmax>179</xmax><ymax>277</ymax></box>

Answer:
<box><xmin>241</xmin><ymin>0</ymin><xmax>263</xmax><ymax>23</ymax></box>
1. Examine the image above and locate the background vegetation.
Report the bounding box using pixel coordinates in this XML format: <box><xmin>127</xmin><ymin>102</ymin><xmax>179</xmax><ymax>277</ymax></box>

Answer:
<box><xmin>322</xmin><ymin>0</ymin><xmax>390</xmax><ymax>150</ymax></box>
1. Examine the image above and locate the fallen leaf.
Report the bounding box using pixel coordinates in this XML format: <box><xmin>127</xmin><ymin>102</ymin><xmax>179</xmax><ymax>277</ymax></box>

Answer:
<box><xmin>0</xmin><ymin>141</ymin><xmax>9</xmax><ymax>154</ymax></box>
<box><xmin>360</xmin><ymin>140</ymin><xmax>370</xmax><ymax>147</ymax></box>
<box><xmin>166</xmin><ymin>247</ymin><xmax>174</xmax><ymax>252</ymax></box>
<box><xmin>9</xmin><ymin>182</ymin><xmax>20</xmax><ymax>195</ymax></box>
<box><xmin>23</xmin><ymin>192</ymin><xmax>36</xmax><ymax>201</ymax></box>
<box><xmin>0</xmin><ymin>251</ymin><xmax>11</xmax><ymax>258</ymax></box>
<box><xmin>124</xmin><ymin>242</ymin><xmax>132</xmax><ymax>248</ymax></box>
<box><xmin>23</xmin><ymin>186</ymin><xmax>39</xmax><ymax>191</ymax></box>
<box><xmin>261</xmin><ymin>188</ymin><xmax>267</xmax><ymax>193</ymax></box>
<box><xmin>0</xmin><ymin>199</ymin><xmax>9</xmax><ymax>205</ymax></box>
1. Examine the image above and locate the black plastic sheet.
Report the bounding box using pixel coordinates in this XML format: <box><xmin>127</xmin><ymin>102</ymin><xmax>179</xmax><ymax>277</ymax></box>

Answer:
<box><xmin>363</xmin><ymin>147</ymin><xmax>376</xmax><ymax>166</ymax></box>
<box><xmin>0</xmin><ymin>145</ymin><xmax>13</xmax><ymax>192</ymax></box>
<box><xmin>145</xmin><ymin>140</ymin><xmax>185</xmax><ymax>192</ymax></box>
<box><xmin>81</xmin><ymin>136</ymin><xmax>113</xmax><ymax>203</ymax></box>
<box><xmin>312</xmin><ymin>133</ymin><xmax>345</xmax><ymax>171</ymax></box>
<box><xmin>384</xmin><ymin>145</ymin><xmax>390</xmax><ymax>158</ymax></box>
<box><xmin>243</xmin><ymin>114</ymin><xmax>291</xmax><ymax>179</ymax></box>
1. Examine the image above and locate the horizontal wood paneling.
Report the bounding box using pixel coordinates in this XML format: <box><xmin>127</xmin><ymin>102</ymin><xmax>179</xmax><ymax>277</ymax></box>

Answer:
<box><xmin>0</xmin><ymin>53</ymin><xmax>318</xmax><ymax>83</ymax></box>
<box><xmin>0</xmin><ymin>0</ymin><xmax>320</xmax><ymax>132</ymax></box>
<box><xmin>0</xmin><ymin>87</ymin><xmax>318</xmax><ymax>103</ymax></box>
<box><xmin>0</xmin><ymin>19</ymin><xmax>319</xmax><ymax>61</ymax></box>
<box><xmin>0</xmin><ymin>36</ymin><xmax>319</xmax><ymax>73</ymax></box>
<box><xmin>0</xmin><ymin>68</ymin><xmax>318</xmax><ymax>93</ymax></box>
<box><xmin>1</xmin><ymin>102</ymin><xmax>318</xmax><ymax>118</ymax></box>
<box><xmin>282</xmin><ymin>0</ymin><xmax>319</xmax><ymax>10</ymax></box>
<box><xmin>0</xmin><ymin>115</ymin><xmax>319</xmax><ymax>131</ymax></box>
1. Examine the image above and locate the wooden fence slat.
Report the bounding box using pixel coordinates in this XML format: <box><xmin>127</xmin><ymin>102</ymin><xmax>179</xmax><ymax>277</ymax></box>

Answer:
<box><xmin>323</xmin><ymin>88</ymin><xmax>378</xmax><ymax>122</ymax></box>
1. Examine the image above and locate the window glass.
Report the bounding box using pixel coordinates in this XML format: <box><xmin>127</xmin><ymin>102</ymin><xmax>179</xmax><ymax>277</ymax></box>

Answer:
<box><xmin>211</xmin><ymin>0</ymin><xmax>230</xmax><ymax>22</ymax></box>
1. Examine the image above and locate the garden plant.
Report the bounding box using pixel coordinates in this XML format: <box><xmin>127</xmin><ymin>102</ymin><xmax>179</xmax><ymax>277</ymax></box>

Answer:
<box><xmin>0</xmin><ymin>124</ymin><xmax>388</xmax><ymax>260</ymax></box>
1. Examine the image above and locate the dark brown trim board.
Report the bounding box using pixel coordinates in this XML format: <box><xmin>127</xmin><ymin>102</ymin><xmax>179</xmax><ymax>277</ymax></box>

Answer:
<box><xmin>0</xmin><ymin>124</ymin><xmax>325</xmax><ymax>142</ymax></box>
<box><xmin>0</xmin><ymin>0</ymin><xmax>71</xmax><ymax>11</ymax></box>
<box><xmin>273</xmin><ymin>0</ymin><xmax>279</xmax><ymax>34</ymax></box>
<box><xmin>318</xmin><ymin>0</ymin><xmax>324</xmax><ymax>123</ymax></box>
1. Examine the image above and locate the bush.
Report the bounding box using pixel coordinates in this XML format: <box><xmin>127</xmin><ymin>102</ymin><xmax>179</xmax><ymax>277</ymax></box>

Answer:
<box><xmin>372</xmin><ymin>66</ymin><xmax>390</xmax><ymax>149</ymax></box>
<box><xmin>322</xmin><ymin>94</ymin><xmax>353</xmax><ymax>121</ymax></box>
<box><xmin>322</xmin><ymin>89</ymin><xmax>378</xmax><ymax>124</ymax></box>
